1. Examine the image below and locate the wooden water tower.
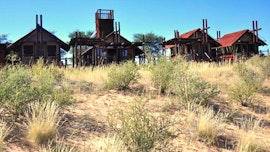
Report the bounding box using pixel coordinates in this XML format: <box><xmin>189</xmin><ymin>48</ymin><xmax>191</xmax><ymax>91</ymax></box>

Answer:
<box><xmin>95</xmin><ymin>9</ymin><xmax>114</xmax><ymax>38</ymax></box>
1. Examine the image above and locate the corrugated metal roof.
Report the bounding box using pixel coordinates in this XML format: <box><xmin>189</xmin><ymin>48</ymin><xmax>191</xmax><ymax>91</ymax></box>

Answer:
<box><xmin>180</xmin><ymin>28</ymin><xmax>200</xmax><ymax>38</ymax></box>
<box><xmin>218</xmin><ymin>29</ymin><xmax>248</xmax><ymax>47</ymax></box>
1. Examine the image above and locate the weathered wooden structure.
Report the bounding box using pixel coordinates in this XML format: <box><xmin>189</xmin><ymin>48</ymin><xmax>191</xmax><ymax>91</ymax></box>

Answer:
<box><xmin>216</xmin><ymin>21</ymin><xmax>267</xmax><ymax>61</ymax></box>
<box><xmin>7</xmin><ymin>15</ymin><xmax>70</xmax><ymax>64</ymax></box>
<box><xmin>164</xmin><ymin>19</ymin><xmax>221</xmax><ymax>61</ymax></box>
<box><xmin>0</xmin><ymin>43</ymin><xmax>8</xmax><ymax>64</ymax></box>
<box><xmin>69</xmin><ymin>9</ymin><xmax>144</xmax><ymax>67</ymax></box>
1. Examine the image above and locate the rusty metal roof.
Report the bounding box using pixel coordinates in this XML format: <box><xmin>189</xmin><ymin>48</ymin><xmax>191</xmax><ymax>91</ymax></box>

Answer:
<box><xmin>180</xmin><ymin>28</ymin><xmax>200</xmax><ymax>38</ymax></box>
<box><xmin>218</xmin><ymin>29</ymin><xmax>267</xmax><ymax>47</ymax></box>
<box><xmin>218</xmin><ymin>30</ymin><xmax>248</xmax><ymax>47</ymax></box>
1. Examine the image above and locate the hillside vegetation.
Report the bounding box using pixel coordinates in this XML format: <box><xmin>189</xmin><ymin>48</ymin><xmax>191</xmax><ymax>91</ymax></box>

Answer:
<box><xmin>0</xmin><ymin>56</ymin><xmax>270</xmax><ymax>152</ymax></box>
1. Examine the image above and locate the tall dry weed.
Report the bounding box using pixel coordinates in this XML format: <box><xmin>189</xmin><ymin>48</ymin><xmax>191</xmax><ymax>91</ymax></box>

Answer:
<box><xmin>25</xmin><ymin>101</ymin><xmax>60</xmax><ymax>145</ymax></box>
<box><xmin>187</xmin><ymin>103</ymin><xmax>226</xmax><ymax>145</ymax></box>
<box><xmin>237</xmin><ymin>118</ymin><xmax>266</xmax><ymax>152</ymax></box>
<box><xmin>0</xmin><ymin>120</ymin><xmax>12</xmax><ymax>151</ymax></box>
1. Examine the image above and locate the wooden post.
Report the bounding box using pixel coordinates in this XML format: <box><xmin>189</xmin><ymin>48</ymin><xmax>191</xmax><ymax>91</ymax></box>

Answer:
<box><xmin>252</xmin><ymin>20</ymin><xmax>262</xmax><ymax>54</ymax></box>
<box><xmin>72</xmin><ymin>46</ymin><xmax>75</xmax><ymax>68</ymax></box>
<box><xmin>79</xmin><ymin>32</ymin><xmax>82</xmax><ymax>66</ymax></box>
<box><xmin>74</xmin><ymin>32</ymin><xmax>78</xmax><ymax>67</ymax></box>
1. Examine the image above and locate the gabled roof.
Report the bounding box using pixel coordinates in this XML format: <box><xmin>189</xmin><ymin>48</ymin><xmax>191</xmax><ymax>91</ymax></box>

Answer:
<box><xmin>105</xmin><ymin>31</ymin><xmax>131</xmax><ymax>43</ymax></box>
<box><xmin>218</xmin><ymin>29</ymin><xmax>267</xmax><ymax>47</ymax></box>
<box><xmin>8</xmin><ymin>25</ymin><xmax>70</xmax><ymax>51</ymax></box>
<box><xmin>164</xmin><ymin>28</ymin><xmax>221</xmax><ymax>47</ymax></box>
<box><xmin>180</xmin><ymin>28</ymin><xmax>200</xmax><ymax>38</ymax></box>
<box><xmin>218</xmin><ymin>30</ymin><xmax>248</xmax><ymax>47</ymax></box>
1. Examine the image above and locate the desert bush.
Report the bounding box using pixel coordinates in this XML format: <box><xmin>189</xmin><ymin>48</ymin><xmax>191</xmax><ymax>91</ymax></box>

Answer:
<box><xmin>248</xmin><ymin>56</ymin><xmax>270</xmax><ymax>78</ymax></box>
<box><xmin>106</xmin><ymin>61</ymin><xmax>140</xmax><ymax>90</ymax></box>
<box><xmin>261</xmin><ymin>56</ymin><xmax>270</xmax><ymax>78</ymax></box>
<box><xmin>150</xmin><ymin>57</ymin><xmax>175</xmax><ymax>94</ymax></box>
<box><xmin>188</xmin><ymin>105</ymin><xmax>226</xmax><ymax>145</ymax></box>
<box><xmin>229</xmin><ymin>63</ymin><xmax>264</xmax><ymax>106</ymax></box>
<box><xmin>237</xmin><ymin>118</ymin><xmax>265</xmax><ymax>152</ymax></box>
<box><xmin>0</xmin><ymin>61</ymin><xmax>72</xmax><ymax>117</ymax></box>
<box><xmin>0</xmin><ymin>120</ymin><xmax>12</xmax><ymax>151</ymax></box>
<box><xmin>31</xmin><ymin>59</ymin><xmax>73</xmax><ymax>106</ymax></box>
<box><xmin>0</xmin><ymin>66</ymin><xmax>33</xmax><ymax>115</ymax></box>
<box><xmin>172</xmin><ymin>63</ymin><xmax>219</xmax><ymax>105</ymax></box>
<box><xmin>109</xmin><ymin>99</ymin><xmax>172</xmax><ymax>152</ymax></box>
<box><xmin>25</xmin><ymin>101</ymin><xmax>60</xmax><ymax>145</ymax></box>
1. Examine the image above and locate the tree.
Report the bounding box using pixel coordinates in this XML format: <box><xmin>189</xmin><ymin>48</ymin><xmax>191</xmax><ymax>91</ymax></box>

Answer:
<box><xmin>0</xmin><ymin>34</ymin><xmax>9</xmax><ymax>43</ymax></box>
<box><xmin>68</xmin><ymin>30</ymin><xmax>94</xmax><ymax>39</ymax></box>
<box><xmin>133</xmin><ymin>33</ymin><xmax>164</xmax><ymax>63</ymax></box>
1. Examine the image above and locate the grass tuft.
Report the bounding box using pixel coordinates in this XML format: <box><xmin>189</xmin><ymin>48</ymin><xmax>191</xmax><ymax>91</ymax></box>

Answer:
<box><xmin>94</xmin><ymin>134</ymin><xmax>127</xmax><ymax>152</ymax></box>
<box><xmin>25</xmin><ymin>101</ymin><xmax>60</xmax><ymax>145</ymax></box>
<box><xmin>237</xmin><ymin>118</ymin><xmax>265</xmax><ymax>152</ymax></box>
<box><xmin>187</xmin><ymin>103</ymin><xmax>226</xmax><ymax>145</ymax></box>
<box><xmin>0</xmin><ymin>120</ymin><xmax>12</xmax><ymax>151</ymax></box>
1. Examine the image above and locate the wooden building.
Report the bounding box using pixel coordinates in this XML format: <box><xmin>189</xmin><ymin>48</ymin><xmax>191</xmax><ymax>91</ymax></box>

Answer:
<box><xmin>7</xmin><ymin>15</ymin><xmax>70</xmax><ymax>64</ymax></box>
<box><xmin>216</xmin><ymin>29</ymin><xmax>267</xmax><ymax>61</ymax></box>
<box><xmin>0</xmin><ymin>43</ymin><xmax>8</xmax><ymax>64</ymax></box>
<box><xmin>164</xmin><ymin>27</ymin><xmax>221</xmax><ymax>61</ymax></box>
<box><xmin>69</xmin><ymin>9</ymin><xmax>144</xmax><ymax>67</ymax></box>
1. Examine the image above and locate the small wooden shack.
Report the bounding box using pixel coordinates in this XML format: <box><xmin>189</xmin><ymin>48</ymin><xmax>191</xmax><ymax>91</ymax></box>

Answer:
<box><xmin>69</xmin><ymin>9</ymin><xmax>144</xmax><ymax>67</ymax></box>
<box><xmin>164</xmin><ymin>27</ymin><xmax>220</xmax><ymax>61</ymax></box>
<box><xmin>216</xmin><ymin>29</ymin><xmax>267</xmax><ymax>61</ymax></box>
<box><xmin>7</xmin><ymin>15</ymin><xmax>70</xmax><ymax>64</ymax></box>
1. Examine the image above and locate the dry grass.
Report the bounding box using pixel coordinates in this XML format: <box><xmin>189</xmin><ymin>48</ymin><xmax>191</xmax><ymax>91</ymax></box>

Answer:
<box><xmin>92</xmin><ymin>134</ymin><xmax>127</xmax><ymax>152</ymax></box>
<box><xmin>188</xmin><ymin>62</ymin><xmax>238</xmax><ymax>91</ymax></box>
<box><xmin>41</xmin><ymin>137</ymin><xmax>79</xmax><ymax>152</ymax></box>
<box><xmin>196</xmin><ymin>107</ymin><xmax>225</xmax><ymax>144</ymax></box>
<box><xmin>0</xmin><ymin>120</ymin><xmax>12</xmax><ymax>151</ymax></box>
<box><xmin>236</xmin><ymin>118</ymin><xmax>266</xmax><ymax>152</ymax></box>
<box><xmin>187</xmin><ymin>103</ymin><xmax>226</xmax><ymax>145</ymax></box>
<box><xmin>3</xmin><ymin>58</ymin><xmax>270</xmax><ymax>151</ymax></box>
<box><xmin>63</xmin><ymin>66</ymin><xmax>108</xmax><ymax>85</ymax></box>
<box><xmin>24</xmin><ymin>101</ymin><xmax>60</xmax><ymax>145</ymax></box>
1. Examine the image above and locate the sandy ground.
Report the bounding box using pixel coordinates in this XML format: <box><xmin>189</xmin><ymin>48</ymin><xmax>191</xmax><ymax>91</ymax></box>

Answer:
<box><xmin>4</xmin><ymin>87</ymin><xmax>270</xmax><ymax>152</ymax></box>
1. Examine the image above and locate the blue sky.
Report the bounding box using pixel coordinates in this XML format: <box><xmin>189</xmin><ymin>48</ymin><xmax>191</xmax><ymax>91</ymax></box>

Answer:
<box><xmin>1</xmin><ymin>0</ymin><xmax>269</xmax><ymax>50</ymax></box>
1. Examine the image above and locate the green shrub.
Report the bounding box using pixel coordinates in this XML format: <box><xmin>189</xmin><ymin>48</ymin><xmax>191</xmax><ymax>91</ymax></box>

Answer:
<box><xmin>234</xmin><ymin>62</ymin><xmax>264</xmax><ymax>89</ymax></box>
<box><xmin>0</xmin><ymin>66</ymin><xmax>33</xmax><ymax>115</ymax></box>
<box><xmin>150</xmin><ymin>57</ymin><xmax>175</xmax><ymax>94</ymax></box>
<box><xmin>229</xmin><ymin>83</ymin><xmax>257</xmax><ymax>106</ymax></box>
<box><xmin>106</xmin><ymin>61</ymin><xmax>140</xmax><ymax>90</ymax></box>
<box><xmin>246</xmin><ymin>55</ymin><xmax>270</xmax><ymax>79</ymax></box>
<box><xmin>109</xmin><ymin>99</ymin><xmax>172</xmax><ymax>152</ymax></box>
<box><xmin>31</xmin><ymin>63</ymin><xmax>73</xmax><ymax>106</ymax></box>
<box><xmin>172</xmin><ymin>64</ymin><xmax>219</xmax><ymax>105</ymax></box>
<box><xmin>230</xmin><ymin>63</ymin><xmax>264</xmax><ymax>106</ymax></box>
<box><xmin>258</xmin><ymin>56</ymin><xmax>270</xmax><ymax>78</ymax></box>
<box><xmin>0</xmin><ymin>61</ymin><xmax>73</xmax><ymax>117</ymax></box>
